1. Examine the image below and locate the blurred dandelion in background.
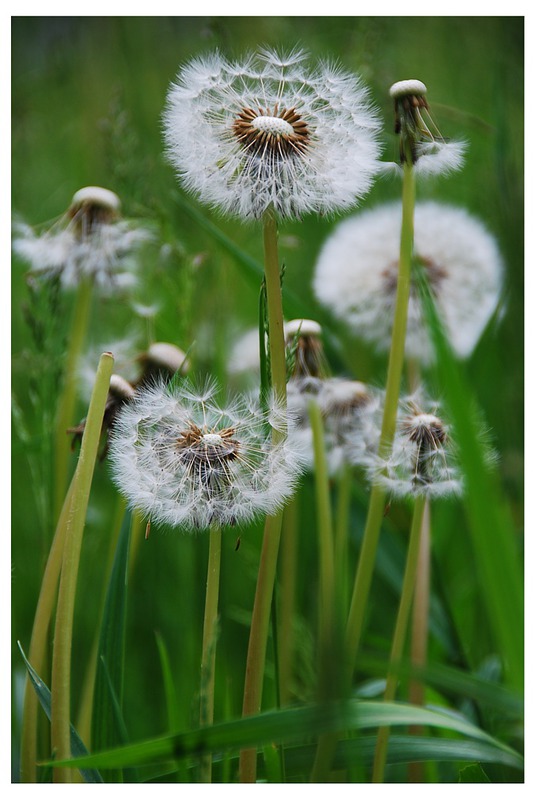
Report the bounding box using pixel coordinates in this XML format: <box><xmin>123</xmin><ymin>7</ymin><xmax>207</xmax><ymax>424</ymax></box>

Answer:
<box><xmin>313</xmin><ymin>201</ymin><xmax>503</xmax><ymax>364</ymax></box>
<box><xmin>13</xmin><ymin>186</ymin><xmax>153</xmax><ymax>292</ymax></box>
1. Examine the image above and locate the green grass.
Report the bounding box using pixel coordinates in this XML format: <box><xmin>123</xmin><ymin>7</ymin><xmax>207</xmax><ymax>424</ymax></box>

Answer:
<box><xmin>11</xmin><ymin>16</ymin><xmax>523</xmax><ymax>784</ymax></box>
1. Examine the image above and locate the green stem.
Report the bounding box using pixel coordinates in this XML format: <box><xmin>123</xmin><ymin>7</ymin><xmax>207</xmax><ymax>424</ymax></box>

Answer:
<box><xmin>278</xmin><ymin>495</ymin><xmax>299</xmax><ymax>707</ymax></box>
<box><xmin>407</xmin><ymin>499</ymin><xmax>431</xmax><ymax>783</ymax></box>
<box><xmin>345</xmin><ymin>160</ymin><xmax>416</xmax><ymax>679</ymax></box>
<box><xmin>334</xmin><ymin>462</ymin><xmax>352</xmax><ymax>615</ymax></box>
<box><xmin>50</xmin><ymin>352</ymin><xmax>113</xmax><ymax>783</ymax></box>
<box><xmin>54</xmin><ymin>278</ymin><xmax>94</xmax><ymax>519</ymax></box>
<box><xmin>308</xmin><ymin>399</ymin><xmax>339</xmax><ymax>784</ymax></box>
<box><xmin>199</xmin><ymin>524</ymin><xmax>222</xmax><ymax>783</ymax></box>
<box><xmin>19</xmin><ymin>474</ymin><xmax>76</xmax><ymax>782</ymax></box>
<box><xmin>372</xmin><ymin>494</ymin><xmax>427</xmax><ymax>783</ymax></box>
<box><xmin>239</xmin><ymin>207</ymin><xmax>288</xmax><ymax>784</ymax></box>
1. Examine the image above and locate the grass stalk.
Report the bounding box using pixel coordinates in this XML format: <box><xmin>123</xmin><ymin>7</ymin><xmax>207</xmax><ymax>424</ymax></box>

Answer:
<box><xmin>199</xmin><ymin>524</ymin><xmax>222</xmax><ymax>782</ymax></box>
<box><xmin>50</xmin><ymin>352</ymin><xmax>113</xmax><ymax>782</ymax></box>
<box><xmin>372</xmin><ymin>494</ymin><xmax>427</xmax><ymax>782</ymax></box>
<box><xmin>19</xmin><ymin>474</ymin><xmax>76</xmax><ymax>782</ymax></box>
<box><xmin>54</xmin><ymin>277</ymin><xmax>94</xmax><ymax>520</ymax></box>
<box><xmin>240</xmin><ymin>206</ymin><xmax>287</xmax><ymax>783</ymax></box>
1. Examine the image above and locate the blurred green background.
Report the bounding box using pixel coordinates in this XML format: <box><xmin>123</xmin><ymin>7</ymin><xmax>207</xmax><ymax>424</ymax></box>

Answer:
<box><xmin>11</xmin><ymin>16</ymin><xmax>523</xmax><ymax>781</ymax></box>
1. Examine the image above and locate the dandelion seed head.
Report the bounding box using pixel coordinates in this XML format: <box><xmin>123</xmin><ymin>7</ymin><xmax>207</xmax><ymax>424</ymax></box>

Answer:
<box><xmin>367</xmin><ymin>392</ymin><xmax>462</xmax><ymax>499</ymax></box>
<box><xmin>13</xmin><ymin>187</ymin><xmax>152</xmax><ymax>293</ymax></box>
<box><xmin>163</xmin><ymin>48</ymin><xmax>382</xmax><ymax>220</ymax></box>
<box><xmin>108</xmin><ymin>378</ymin><xmax>304</xmax><ymax>530</ymax></box>
<box><xmin>313</xmin><ymin>201</ymin><xmax>503</xmax><ymax>363</ymax></box>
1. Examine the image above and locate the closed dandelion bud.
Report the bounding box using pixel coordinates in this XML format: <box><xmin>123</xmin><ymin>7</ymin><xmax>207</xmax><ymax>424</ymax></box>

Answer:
<box><xmin>12</xmin><ymin>186</ymin><xmax>153</xmax><ymax>292</ymax></box>
<box><xmin>388</xmin><ymin>79</ymin><xmax>466</xmax><ymax>176</ymax></box>
<box><xmin>108</xmin><ymin>378</ymin><xmax>305</xmax><ymax>530</ymax></box>
<box><xmin>313</xmin><ymin>201</ymin><xmax>503</xmax><ymax>364</ymax></box>
<box><xmin>137</xmin><ymin>342</ymin><xmax>190</xmax><ymax>385</ymax></box>
<box><xmin>163</xmin><ymin>48</ymin><xmax>382</xmax><ymax>220</ymax></box>
<box><xmin>284</xmin><ymin>318</ymin><xmax>328</xmax><ymax>380</ymax></box>
<box><xmin>367</xmin><ymin>393</ymin><xmax>462</xmax><ymax>498</ymax></box>
<box><xmin>68</xmin><ymin>372</ymin><xmax>136</xmax><ymax>458</ymax></box>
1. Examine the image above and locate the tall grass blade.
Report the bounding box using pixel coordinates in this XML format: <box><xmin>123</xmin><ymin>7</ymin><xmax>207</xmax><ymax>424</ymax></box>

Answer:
<box><xmin>17</xmin><ymin>643</ymin><xmax>104</xmax><ymax>784</ymax></box>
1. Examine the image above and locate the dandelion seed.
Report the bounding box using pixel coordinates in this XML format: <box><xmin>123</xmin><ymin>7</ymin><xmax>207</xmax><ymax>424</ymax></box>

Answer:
<box><xmin>163</xmin><ymin>48</ymin><xmax>382</xmax><ymax>220</ymax></box>
<box><xmin>108</xmin><ymin>378</ymin><xmax>304</xmax><ymax>530</ymax></box>
<box><xmin>366</xmin><ymin>392</ymin><xmax>462</xmax><ymax>498</ymax></box>
<box><xmin>313</xmin><ymin>201</ymin><xmax>503</xmax><ymax>364</ymax></box>
<box><xmin>12</xmin><ymin>186</ymin><xmax>152</xmax><ymax>292</ymax></box>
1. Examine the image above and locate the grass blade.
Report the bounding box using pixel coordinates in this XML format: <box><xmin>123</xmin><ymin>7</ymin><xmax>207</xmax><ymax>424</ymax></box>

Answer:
<box><xmin>44</xmin><ymin>699</ymin><xmax>522</xmax><ymax>772</ymax></box>
<box><xmin>17</xmin><ymin>642</ymin><xmax>103</xmax><ymax>783</ymax></box>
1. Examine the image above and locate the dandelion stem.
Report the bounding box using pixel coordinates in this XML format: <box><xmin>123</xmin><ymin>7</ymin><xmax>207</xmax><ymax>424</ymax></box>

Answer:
<box><xmin>372</xmin><ymin>494</ymin><xmax>427</xmax><ymax>782</ymax></box>
<box><xmin>408</xmin><ymin>499</ymin><xmax>431</xmax><ymax>782</ymax></box>
<box><xmin>54</xmin><ymin>277</ymin><xmax>93</xmax><ymax>520</ymax></box>
<box><xmin>278</xmin><ymin>495</ymin><xmax>299</xmax><ymax>706</ymax></box>
<box><xmin>20</xmin><ymin>473</ymin><xmax>76</xmax><ymax>782</ymax></box>
<box><xmin>199</xmin><ymin>523</ymin><xmax>222</xmax><ymax>783</ymax></box>
<box><xmin>308</xmin><ymin>399</ymin><xmax>340</xmax><ymax>784</ymax></box>
<box><xmin>240</xmin><ymin>206</ymin><xmax>287</xmax><ymax>783</ymax></box>
<box><xmin>345</xmin><ymin>160</ymin><xmax>415</xmax><ymax>678</ymax></box>
<box><xmin>50</xmin><ymin>352</ymin><xmax>113</xmax><ymax>783</ymax></box>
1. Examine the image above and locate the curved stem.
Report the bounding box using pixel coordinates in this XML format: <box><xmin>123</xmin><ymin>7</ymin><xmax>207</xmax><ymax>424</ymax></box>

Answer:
<box><xmin>19</xmin><ymin>475</ymin><xmax>76</xmax><ymax>782</ymax></box>
<box><xmin>50</xmin><ymin>352</ymin><xmax>113</xmax><ymax>782</ymax></box>
<box><xmin>54</xmin><ymin>278</ymin><xmax>93</xmax><ymax>519</ymax></box>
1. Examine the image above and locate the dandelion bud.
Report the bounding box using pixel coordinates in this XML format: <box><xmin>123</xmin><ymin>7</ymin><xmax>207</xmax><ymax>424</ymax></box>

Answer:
<box><xmin>137</xmin><ymin>342</ymin><xmax>190</xmax><ymax>385</ymax></box>
<box><xmin>284</xmin><ymin>319</ymin><xmax>328</xmax><ymax>380</ymax></box>
<box><xmin>68</xmin><ymin>186</ymin><xmax>121</xmax><ymax>237</ymax></box>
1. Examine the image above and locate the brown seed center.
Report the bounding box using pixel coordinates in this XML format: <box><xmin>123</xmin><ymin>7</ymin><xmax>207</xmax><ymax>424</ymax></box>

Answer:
<box><xmin>232</xmin><ymin>104</ymin><xmax>310</xmax><ymax>159</ymax></box>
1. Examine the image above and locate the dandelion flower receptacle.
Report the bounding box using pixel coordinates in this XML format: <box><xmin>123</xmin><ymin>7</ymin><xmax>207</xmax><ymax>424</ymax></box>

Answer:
<box><xmin>109</xmin><ymin>378</ymin><xmax>304</xmax><ymax>531</ymax></box>
<box><xmin>163</xmin><ymin>48</ymin><xmax>382</xmax><ymax>220</ymax></box>
<box><xmin>313</xmin><ymin>201</ymin><xmax>503</xmax><ymax>364</ymax></box>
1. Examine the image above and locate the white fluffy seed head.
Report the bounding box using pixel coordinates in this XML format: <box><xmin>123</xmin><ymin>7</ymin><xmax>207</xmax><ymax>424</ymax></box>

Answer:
<box><xmin>313</xmin><ymin>201</ymin><xmax>503</xmax><ymax>364</ymax></box>
<box><xmin>366</xmin><ymin>392</ymin><xmax>462</xmax><ymax>499</ymax></box>
<box><xmin>108</xmin><ymin>377</ymin><xmax>305</xmax><ymax>530</ymax></box>
<box><xmin>163</xmin><ymin>48</ymin><xmax>382</xmax><ymax>220</ymax></box>
<box><xmin>12</xmin><ymin>190</ymin><xmax>153</xmax><ymax>293</ymax></box>
<box><xmin>287</xmin><ymin>376</ymin><xmax>382</xmax><ymax>474</ymax></box>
